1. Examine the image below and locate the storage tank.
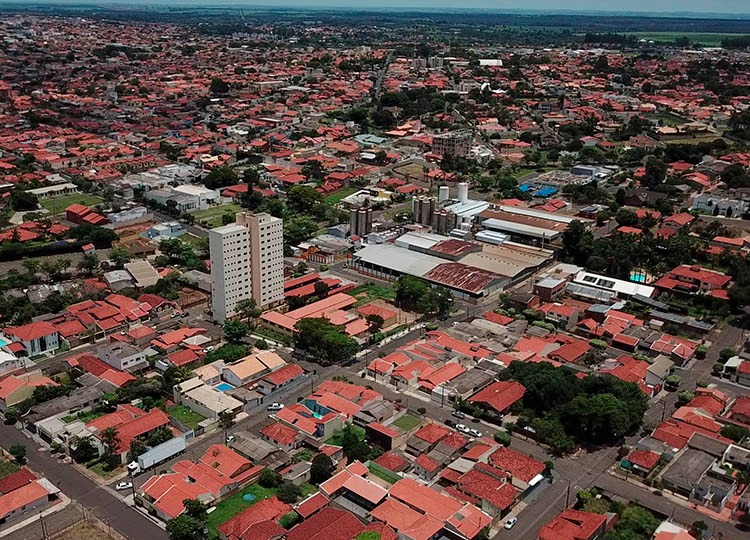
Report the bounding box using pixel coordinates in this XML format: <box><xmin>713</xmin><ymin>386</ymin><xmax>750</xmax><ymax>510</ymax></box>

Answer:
<box><xmin>438</xmin><ymin>185</ymin><xmax>450</xmax><ymax>202</ymax></box>
<box><xmin>457</xmin><ymin>182</ymin><xmax>469</xmax><ymax>203</ymax></box>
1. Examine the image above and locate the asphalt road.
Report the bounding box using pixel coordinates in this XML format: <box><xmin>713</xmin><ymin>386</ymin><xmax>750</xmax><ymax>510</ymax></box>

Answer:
<box><xmin>0</xmin><ymin>422</ymin><xmax>168</xmax><ymax>540</ymax></box>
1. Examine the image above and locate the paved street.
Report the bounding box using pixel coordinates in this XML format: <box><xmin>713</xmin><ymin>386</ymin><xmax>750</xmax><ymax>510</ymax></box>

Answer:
<box><xmin>0</xmin><ymin>422</ymin><xmax>168</xmax><ymax>540</ymax></box>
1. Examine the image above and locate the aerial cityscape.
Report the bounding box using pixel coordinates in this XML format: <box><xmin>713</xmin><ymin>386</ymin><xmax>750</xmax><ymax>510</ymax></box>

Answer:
<box><xmin>0</xmin><ymin>3</ymin><xmax>749</xmax><ymax>540</ymax></box>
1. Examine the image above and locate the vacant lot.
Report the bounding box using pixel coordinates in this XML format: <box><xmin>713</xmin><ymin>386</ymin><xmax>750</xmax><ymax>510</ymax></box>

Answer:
<box><xmin>392</xmin><ymin>414</ymin><xmax>421</xmax><ymax>432</ymax></box>
<box><xmin>350</xmin><ymin>283</ymin><xmax>396</xmax><ymax>306</ymax></box>
<box><xmin>392</xmin><ymin>162</ymin><xmax>424</xmax><ymax>180</ymax></box>
<box><xmin>56</xmin><ymin>521</ymin><xmax>108</xmax><ymax>540</ymax></box>
<box><xmin>39</xmin><ymin>194</ymin><xmax>103</xmax><ymax>215</ymax></box>
<box><xmin>167</xmin><ymin>404</ymin><xmax>206</xmax><ymax>430</ymax></box>
<box><xmin>190</xmin><ymin>204</ymin><xmax>242</xmax><ymax>228</ymax></box>
<box><xmin>324</xmin><ymin>187</ymin><xmax>358</xmax><ymax>205</ymax></box>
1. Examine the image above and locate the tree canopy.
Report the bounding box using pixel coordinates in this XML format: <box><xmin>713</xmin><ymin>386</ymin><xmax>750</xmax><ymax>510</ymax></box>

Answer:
<box><xmin>294</xmin><ymin>317</ymin><xmax>359</xmax><ymax>365</ymax></box>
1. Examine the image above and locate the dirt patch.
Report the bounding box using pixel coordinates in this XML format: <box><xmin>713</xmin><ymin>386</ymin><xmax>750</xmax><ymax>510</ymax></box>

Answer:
<box><xmin>54</xmin><ymin>522</ymin><xmax>108</xmax><ymax>540</ymax></box>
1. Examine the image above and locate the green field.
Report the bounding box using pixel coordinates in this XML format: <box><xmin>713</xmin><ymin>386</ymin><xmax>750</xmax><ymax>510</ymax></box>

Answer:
<box><xmin>167</xmin><ymin>405</ymin><xmax>206</xmax><ymax>430</ymax></box>
<box><xmin>40</xmin><ymin>194</ymin><xmax>103</xmax><ymax>215</ymax></box>
<box><xmin>350</xmin><ymin>283</ymin><xmax>396</xmax><ymax>307</ymax></box>
<box><xmin>189</xmin><ymin>204</ymin><xmax>242</xmax><ymax>228</ymax></box>
<box><xmin>324</xmin><ymin>187</ymin><xmax>358</xmax><ymax>205</ymax></box>
<box><xmin>392</xmin><ymin>414</ymin><xmax>421</xmax><ymax>432</ymax></box>
<box><xmin>324</xmin><ymin>425</ymin><xmax>366</xmax><ymax>446</ymax></box>
<box><xmin>629</xmin><ymin>32</ymin><xmax>747</xmax><ymax>46</ymax></box>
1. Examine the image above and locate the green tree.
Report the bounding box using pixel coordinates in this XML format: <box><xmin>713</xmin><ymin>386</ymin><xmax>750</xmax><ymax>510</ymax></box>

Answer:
<box><xmin>493</xmin><ymin>431</ymin><xmax>512</xmax><ymax>446</ymax></box>
<box><xmin>287</xmin><ymin>185</ymin><xmax>323</xmax><ymax>214</ymax></box>
<box><xmin>720</xmin><ymin>424</ymin><xmax>749</xmax><ymax>443</ymax></box>
<box><xmin>258</xmin><ymin>468</ymin><xmax>282</xmax><ymax>488</ymax></box>
<box><xmin>277</xmin><ymin>480</ymin><xmax>301</xmax><ymax>503</ymax></box>
<box><xmin>109</xmin><ymin>247</ymin><xmax>131</xmax><ymax>269</ymax></box>
<box><xmin>642</xmin><ymin>156</ymin><xmax>667</xmax><ymax>189</ymax></box>
<box><xmin>77</xmin><ymin>252</ymin><xmax>100</xmax><ymax>276</ymax></box>
<box><xmin>294</xmin><ymin>317</ymin><xmax>359</xmax><ymax>365</ymax></box>
<box><xmin>3</xmin><ymin>407</ymin><xmax>19</xmax><ymax>425</ymax></box>
<box><xmin>223</xmin><ymin>320</ymin><xmax>248</xmax><ymax>344</ymax></box>
<box><xmin>309</xmin><ymin>453</ymin><xmax>335</xmax><ymax>484</ymax></box>
<box><xmin>10</xmin><ymin>190</ymin><xmax>38</xmax><ymax>211</ymax></box>
<box><xmin>202</xmin><ymin>166</ymin><xmax>238</xmax><ymax>190</ymax></box>
<box><xmin>284</xmin><ymin>216</ymin><xmax>319</xmax><ymax>247</ymax></box>
<box><xmin>209</xmin><ymin>77</ymin><xmax>229</xmax><ymax>95</ymax></box>
<box><xmin>71</xmin><ymin>436</ymin><xmax>98</xmax><ymax>463</ymax></box>
<box><xmin>219</xmin><ymin>410</ymin><xmax>236</xmax><ymax>430</ymax></box>
<box><xmin>166</xmin><ymin>514</ymin><xmax>204</xmax><ymax>540</ymax></box>
<box><xmin>9</xmin><ymin>444</ymin><xmax>26</xmax><ymax>464</ymax></box>
<box><xmin>235</xmin><ymin>298</ymin><xmax>261</xmax><ymax>320</ymax></box>
<box><xmin>100</xmin><ymin>426</ymin><xmax>121</xmax><ymax>468</ymax></box>
<box><xmin>366</xmin><ymin>314</ymin><xmax>384</xmax><ymax>334</ymax></box>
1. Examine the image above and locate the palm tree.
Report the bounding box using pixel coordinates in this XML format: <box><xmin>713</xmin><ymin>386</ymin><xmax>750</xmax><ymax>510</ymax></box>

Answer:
<box><xmin>100</xmin><ymin>427</ymin><xmax>121</xmax><ymax>469</ymax></box>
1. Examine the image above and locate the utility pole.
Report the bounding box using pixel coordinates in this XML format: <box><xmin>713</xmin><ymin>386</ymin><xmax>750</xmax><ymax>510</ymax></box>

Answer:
<box><xmin>39</xmin><ymin>510</ymin><xmax>47</xmax><ymax>540</ymax></box>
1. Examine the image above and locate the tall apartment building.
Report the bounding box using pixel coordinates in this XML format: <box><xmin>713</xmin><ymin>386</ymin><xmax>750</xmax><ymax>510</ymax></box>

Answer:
<box><xmin>432</xmin><ymin>130</ymin><xmax>473</xmax><ymax>158</ymax></box>
<box><xmin>209</xmin><ymin>224</ymin><xmax>251</xmax><ymax>324</ymax></box>
<box><xmin>210</xmin><ymin>212</ymin><xmax>285</xmax><ymax>323</ymax></box>
<box><xmin>236</xmin><ymin>211</ymin><xmax>285</xmax><ymax>310</ymax></box>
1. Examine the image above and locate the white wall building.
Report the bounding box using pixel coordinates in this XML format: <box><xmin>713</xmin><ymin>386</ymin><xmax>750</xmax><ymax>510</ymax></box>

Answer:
<box><xmin>210</xmin><ymin>224</ymin><xmax>252</xmax><ymax>324</ymax></box>
<box><xmin>236</xmin><ymin>212</ymin><xmax>285</xmax><ymax>309</ymax></box>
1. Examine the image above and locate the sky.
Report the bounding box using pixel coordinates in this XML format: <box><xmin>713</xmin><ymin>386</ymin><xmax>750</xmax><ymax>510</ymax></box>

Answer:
<box><xmin>8</xmin><ymin>0</ymin><xmax>750</xmax><ymax>15</ymax></box>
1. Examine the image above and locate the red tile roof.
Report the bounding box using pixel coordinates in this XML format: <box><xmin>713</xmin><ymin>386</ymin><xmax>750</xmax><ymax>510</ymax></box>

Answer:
<box><xmin>469</xmin><ymin>381</ymin><xmax>525</xmax><ymax>414</ymax></box>
<box><xmin>217</xmin><ymin>496</ymin><xmax>291</xmax><ymax>540</ymax></box>
<box><xmin>457</xmin><ymin>468</ymin><xmax>517</xmax><ymax>511</ymax></box>
<box><xmin>413</xmin><ymin>423</ymin><xmax>450</xmax><ymax>444</ymax></box>
<box><xmin>539</xmin><ymin>510</ymin><xmax>607</xmax><ymax>540</ymax></box>
<box><xmin>0</xmin><ymin>468</ymin><xmax>36</xmax><ymax>495</ymax></box>
<box><xmin>6</xmin><ymin>321</ymin><xmax>58</xmax><ymax>341</ymax></box>
<box><xmin>284</xmin><ymin>507</ymin><xmax>364</xmax><ymax>540</ymax></box>
<box><xmin>260</xmin><ymin>422</ymin><xmax>298</xmax><ymax>446</ymax></box>
<box><xmin>295</xmin><ymin>492</ymin><xmax>329</xmax><ymax>518</ymax></box>
<box><xmin>262</xmin><ymin>364</ymin><xmax>304</xmax><ymax>386</ymax></box>
<box><xmin>488</xmin><ymin>446</ymin><xmax>545</xmax><ymax>483</ymax></box>
<box><xmin>626</xmin><ymin>450</ymin><xmax>660</xmax><ymax>470</ymax></box>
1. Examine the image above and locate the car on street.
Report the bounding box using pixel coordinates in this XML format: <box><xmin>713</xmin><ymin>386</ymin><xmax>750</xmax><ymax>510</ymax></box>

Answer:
<box><xmin>455</xmin><ymin>423</ymin><xmax>470</xmax><ymax>434</ymax></box>
<box><xmin>203</xmin><ymin>346</ymin><xmax>214</xmax><ymax>353</ymax></box>
<box><xmin>504</xmin><ymin>517</ymin><xmax>517</xmax><ymax>530</ymax></box>
<box><xmin>444</xmin><ymin>419</ymin><xmax>456</xmax><ymax>428</ymax></box>
<box><xmin>116</xmin><ymin>481</ymin><xmax>133</xmax><ymax>491</ymax></box>
<box><xmin>181</xmin><ymin>311</ymin><xmax>189</xmax><ymax>318</ymax></box>
<box><xmin>468</xmin><ymin>428</ymin><xmax>482</xmax><ymax>438</ymax></box>
<box><xmin>451</xmin><ymin>410</ymin><xmax>466</xmax><ymax>419</ymax></box>
<box><xmin>267</xmin><ymin>403</ymin><xmax>284</xmax><ymax>411</ymax></box>
<box><xmin>225</xmin><ymin>434</ymin><xmax>235</xmax><ymax>443</ymax></box>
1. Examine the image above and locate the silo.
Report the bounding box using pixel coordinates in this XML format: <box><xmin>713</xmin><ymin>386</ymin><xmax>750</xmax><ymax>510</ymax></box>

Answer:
<box><xmin>457</xmin><ymin>182</ymin><xmax>469</xmax><ymax>203</ymax></box>
<box><xmin>438</xmin><ymin>185</ymin><xmax>450</xmax><ymax>202</ymax></box>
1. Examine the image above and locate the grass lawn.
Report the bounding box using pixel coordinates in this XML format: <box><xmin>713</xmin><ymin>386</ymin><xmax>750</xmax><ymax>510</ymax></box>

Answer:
<box><xmin>189</xmin><ymin>204</ymin><xmax>243</xmax><ymax>228</ymax></box>
<box><xmin>324</xmin><ymin>425</ymin><xmax>366</xmax><ymax>446</ymax></box>
<box><xmin>89</xmin><ymin>461</ymin><xmax>120</xmax><ymax>480</ymax></box>
<box><xmin>350</xmin><ymin>283</ymin><xmax>396</xmax><ymax>307</ymax></box>
<box><xmin>324</xmin><ymin>187</ymin><xmax>358</xmax><ymax>205</ymax></box>
<box><xmin>367</xmin><ymin>463</ymin><xmax>401</xmax><ymax>485</ymax></box>
<box><xmin>392</xmin><ymin>414</ymin><xmax>421</xmax><ymax>432</ymax></box>
<box><xmin>167</xmin><ymin>405</ymin><xmax>207</xmax><ymax>430</ymax></box>
<box><xmin>0</xmin><ymin>460</ymin><xmax>20</xmax><ymax>479</ymax></box>
<box><xmin>39</xmin><ymin>194</ymin><xmax>103</xmax><ymax>215</ymax></box>
<box><xmin>61</xmin><ymin>410</ymin><xmax>104</xmax><ymax>424</ymax></box>
<box><xmin>300</xmin><ymin>483</ymin><xmax>317</xmax><ymax>497</ymax></box>
<box><xmin>180</xmin><ymin>233</ymin><xmax>207</xmax><ymax>248</ymax></box>
<box><xmin>206</xmin><ymin>483</ymin><xmax>278</xmax><ymax>534</ymax></box>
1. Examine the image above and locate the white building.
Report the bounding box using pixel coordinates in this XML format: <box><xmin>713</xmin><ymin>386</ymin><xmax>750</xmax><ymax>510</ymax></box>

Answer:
<box><xmin>210</xmin><ymin>212</ymin><xmax>284</xmax><ymax>323</ymax></box>
<box><xmin>236</xmin><ymin>212</ymin><xmax>284</xmax><ymax>309</ymax></box>
<box><xmin>210</xmin><ymin>224</ymin><xmax>252</xmax><ymax>324</ymax></box>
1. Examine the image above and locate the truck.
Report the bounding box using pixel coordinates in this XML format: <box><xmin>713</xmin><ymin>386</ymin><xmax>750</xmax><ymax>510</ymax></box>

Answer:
<box><xmin>128</xmin><ymin>435</ymin><xmax>187</xmax><ymax>475</ymax></box>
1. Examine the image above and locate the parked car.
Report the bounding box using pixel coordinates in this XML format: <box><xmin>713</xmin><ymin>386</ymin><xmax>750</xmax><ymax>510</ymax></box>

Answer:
<box><xmin>504</xmin><ymin>517</ymin><xmax>518</xmax><ymax>530</ymax></box>
<box><xmin>445</xmin><ymin>419</ymin><xmax>456</xmax><ymax>428</ymax></box>
<box><xmin>455</xmin><ymin>423</ymin><xmax>470</xmax><ymax>434</ymax></box>
<box><xmin>203</xmin><ymin>346</ymin><xmax>214</xmax><ymax>353</ymax></box>
<box><xmin>451</xmin><ymin>410</ymin><xmax>466</xmax><ymax>419</ymax></box>
<box><xmin>468</xmin><ymin>428</ymin><xmax>482</xmax><ymax>438</ymax></box>
<box><xmin>267</xmin><ymin>403</ymin><xmax>284</xmax><ymax>411</ymax></box>
<box><xmin>181</xmin><ymin>311</ymin><xmax>189</xmax><ymax>318</ymax></box>
<box><xmin>225</xmin><ymin>434</ymin><xmax>235</xmax><ymax>443</ymax></box>
<box><xmin>116</xmin><ymin>481</ymin><xmax>133</xmax><ymax>491</ymax></box>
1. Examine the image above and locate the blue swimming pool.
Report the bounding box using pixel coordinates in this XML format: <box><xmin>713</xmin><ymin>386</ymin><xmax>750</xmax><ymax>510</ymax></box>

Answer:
<box><xmin>215</xmin><ymin>383</ymin><xmax>234</xmax><ymax>392</ymax></box>
<box><xmin>0</xmin><ymin>339</ymin><xmax>8</xmax><ymax>347</ymax></box>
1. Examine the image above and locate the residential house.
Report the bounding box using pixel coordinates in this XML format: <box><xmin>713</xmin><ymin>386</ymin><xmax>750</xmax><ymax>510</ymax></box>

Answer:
<box><xmin>173</xmin><ymin>378</ymin><xmax>243</xmax><ymax>420</ymax></box>
<box><xmin>95</xmin><ymin>342</ymin><xmax>148</xmax><ymax>371</ymax></box>
<box><xmin>538</xmin><ymin>510</ymin><xmax>607</xmax><ymax>540</ymax></box>
<box><xmin>0</xmin><ymin>370</ymin><xmax>57</xmax><ymax>411</ymax></box>
<box><xmin>468</xmin><ymin>381</ymin><xmax>525</xmax><ymax>416</ymax></box>
<box><xmin>5</xmin><ymin>322</ymin><xmax>60</xmax><ymax>357</ymax></box>
<box><xmin>256</xmin><ymin>364</ymin><xmax>305</xmax><ymax>395</ymax></box>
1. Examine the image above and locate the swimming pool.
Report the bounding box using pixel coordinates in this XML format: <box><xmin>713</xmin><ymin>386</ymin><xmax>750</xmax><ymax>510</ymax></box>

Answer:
<box><xmin>0</xmin><ymin>338</ymin><xmax>8</xmax><ymax>347</ymax></box>
<box><xmin>215</xmin><ymin>383</ymin><xmax>234</xmax><ymax>392</ymax></box>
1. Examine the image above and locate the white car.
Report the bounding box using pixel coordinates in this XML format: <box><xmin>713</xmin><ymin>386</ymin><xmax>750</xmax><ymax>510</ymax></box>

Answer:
<box><xmin>266</xmin><ymin>403</ymin><xmax>285</xmax><ymax>411</ymax></box>
<box><xmin>504</xmin><ymin>517</ymin><xmax>518</xmax><ymax>530</ymax></box>
<box><xmin>455</xmin><ymin>423</ymin><xmax>470</xmax><ymax>434</ymax></box>
<box><xmin>469</xmin><ymin>428</ymin><xmax>482</xmax><ymax>438</ymax></box>
<box><xmin>116</xmin><ymin>481</ymin><xmax>133</xmax><ymax>491</ymax></box>
<box><xmin>203</xmin><ymin>346</ymin><xmax>214</xmax><ymax>353</ymax></box>
<box><xmin>225</xmin><ymin>434</ymin><xmax>235</xmax><ymax>443</ymax></box>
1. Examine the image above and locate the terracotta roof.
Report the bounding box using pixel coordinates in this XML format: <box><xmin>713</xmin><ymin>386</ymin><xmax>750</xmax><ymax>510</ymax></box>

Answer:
<box><xmin>626</xmin><ymin>450</ymin><xmax>660</xmax><ymax>470</ymax></box>
<box><xmin>295</xmin><ymin>492</ymin><xmax>329</xmax><ymax>518</ymax></box>
<box><xmin>6</xmin><ymin>321</ymin><xmax>58</xmax><ymax>341</ymax></box>
<box><xmin>488</xmin><ymin>446</ymin><xmax>545</xmax><ymax>483</ymax></box>
<box><xmin>284</xmin><ymin>507</ymin><xmax>364</xmax><ymax>540</ymax></box>
<box><xmin>0</xmin><ymin>468</ymin><xmax>36</xmax><ymax>495</ymax></box>
<box><xmin>217</xmin><ymin>496</ymin><xmax>291</xmax><ymax>539</ymax></box>
<box><xmin>260</xmin><ymin>422</ymin><xmax>298</xmax><ymax>446</ymax></box>
<box><xmin>469</xmin><ymin>381</ymin><xmax>525</xmax><ymax>414</ymax></box>
<box><xmin>0</xmin><ymin>480</ymin><xmax>51</xmax><ymax>520</ymax></box>
<box><xmin>539</xmin><ymin>510</ymin><xmax>607</xmax><ymax>540</ymax></box>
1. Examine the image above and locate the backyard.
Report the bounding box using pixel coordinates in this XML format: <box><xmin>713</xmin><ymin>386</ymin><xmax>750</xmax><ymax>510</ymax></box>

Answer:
<box><xmin>0</xmin><ymin>459</ymin><xmax>19</xmax><ymax>479</ymax></box>
<box><xmin>324</xmin><ymin>425</ymin><xmax>366</xmax><ymax>446</ymax></box>
<box><xmin>62</xmin><ymin>410</ymin><xmax>105</xmax><ymax>424</ymax></box>
<box><xmin>39</xmin><ymin>194</ymin><xmax>103</xmax><ymax>215</ymax></box>
<box><xmin>189</xmin><ymin>204</ymin><xmax>242</xmax><ymax>228</ymax></box>
<box><xmin>167</xmin><ymin>404</ymin><xmax>206</xmax><ymax>430</ymax></box>
<box><xmin>206</xmin><ymin>482</ymin><xmax>317</xmax><ymax>537</ymax></box>
<box><xmin>391</xmin><ymin>414</ymin><xmax>421</xmax><ymax>432</ymax></box>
